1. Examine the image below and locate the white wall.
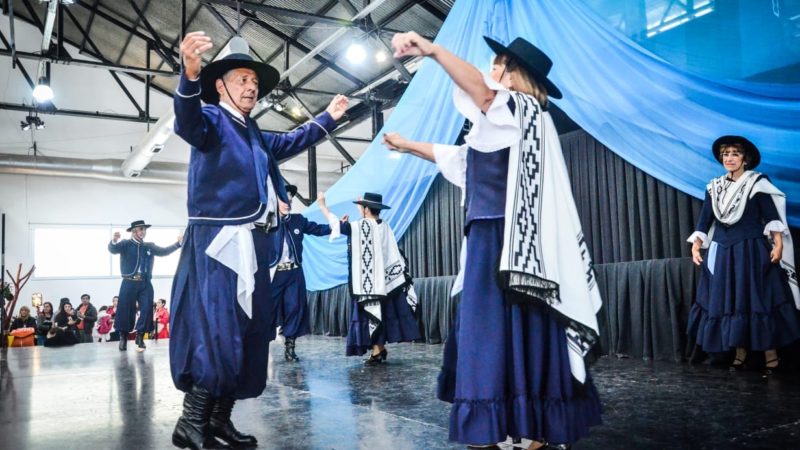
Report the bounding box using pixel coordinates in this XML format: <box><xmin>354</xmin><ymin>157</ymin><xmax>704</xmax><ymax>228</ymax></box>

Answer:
<box><xmin>0</xmin><ymin>173</ymin><xmax>187</xmax><ymax>314</ymax></box>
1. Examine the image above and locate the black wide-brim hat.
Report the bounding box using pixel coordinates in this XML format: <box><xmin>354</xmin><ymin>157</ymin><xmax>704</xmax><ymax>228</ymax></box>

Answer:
<box><xmin>126</xmin><ymin>220</ymin><xmax>152</xmax><ymax>232</ymax></box>
<box><xmin>712</xmin><ymin>135</ymin><xmax>760</xmax><ymax>170</ymax></box>
<box><xmin>200</xmin><ymin>53</ymin><xmax>280</xmax><ymax>105</ymax></box>
<box><xmin>483</xmin><ymin>36</ymin><xmax>562</xmax><ymax>99</ymax></box>
<box><xmin>354</xmin><ymin>192</ymin><xmax>391</xmax><ymax>210</ymax></box>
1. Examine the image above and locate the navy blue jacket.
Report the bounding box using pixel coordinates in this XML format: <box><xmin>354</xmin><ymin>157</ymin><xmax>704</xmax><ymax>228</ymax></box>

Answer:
<box><xmin>108</xmin><ymin>239</ymin><xmax>181</xmax><ymax>280</ymax></box>
<box><xmin>270</xmin><ymin>213</ymin><xmax>331</xmax><ymax>267</ymax></box>
<box><xmin>174</xmin><ymin>74</ymin><xmax>337</xmax><ymax>225</ymax></box>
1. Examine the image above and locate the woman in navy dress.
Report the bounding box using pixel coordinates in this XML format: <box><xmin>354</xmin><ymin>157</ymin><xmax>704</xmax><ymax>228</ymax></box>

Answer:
<box><xmin>318</xmin><ymin>193</ymin><xmax>421</xmax><ymax>365</ymax></box>
<box><xmin>687</xmin><ymin>136</ymin><xmax>800</xmax><ymax>374</ymax></box>
<box><xmin>383</xmin><ymin>32</ymin><xmax>602</xmax><ymax>449</ymax></box>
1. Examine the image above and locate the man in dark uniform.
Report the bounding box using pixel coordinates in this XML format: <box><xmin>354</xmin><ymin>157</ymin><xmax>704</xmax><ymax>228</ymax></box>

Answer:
<box><xmin>170</xmin><ymin>31</ymin><xmax>348</xmax><ymax>450</ymax></box>
<box><xmin>271</xmin><ymin>184</ymin><xmax>332</xmax><ymax>361</ymax></box>
<box><xmin>108</xmin><ymin>220</ymin><xmax>181</xmax><ymax>352</ymax></box>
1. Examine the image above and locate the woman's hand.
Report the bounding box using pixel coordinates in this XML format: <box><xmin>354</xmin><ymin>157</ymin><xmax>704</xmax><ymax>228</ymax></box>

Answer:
<box><xmin>770</xmin><ymin>242</ymin><xmax>783</xmax><ymax>264</ymax></box>
<box><xmin>691</xmin><ymin>244</ymin><xmax>703</xmax><ymax>266</ymax></box>
<box><xmin>391</xmin><ymin>32</ymin><xmax>436</xmax><ymax>58</ymax></box>
<box><xmin>383</xmin><ymin>132</ymin><xmax>409</xmax><ymax>152</ymax></box>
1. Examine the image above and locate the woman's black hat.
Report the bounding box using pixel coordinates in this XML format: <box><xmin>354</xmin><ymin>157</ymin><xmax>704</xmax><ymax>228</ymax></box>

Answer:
<box><xmin>483</xmin><ymin>36</ymin><xmax>562</xmax><ymax>99</ymax></box>
<box><xmin>712</xmin><ymin>135</ymin><xmax>760</xmax><ymax>170</ymax></box>
<box><xmin>200</xmin><ymin>53</ymin><xmax>280</xmax><ymax>105</ymax></box>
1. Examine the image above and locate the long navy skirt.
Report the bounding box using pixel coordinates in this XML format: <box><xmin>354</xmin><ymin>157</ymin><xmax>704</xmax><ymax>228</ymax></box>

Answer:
<box><xmin>346</xmin><ymin>290</ymin><xmax>421</xmax><ymax>356</ymax></box>
<box><xmin>437</xmin><ymin>219</ymin><xmax>602</xmax><ymax>446</ymax></box>
<box><xmin>170</xmin><ymin>225</ymin><xmax>275</xmax><ymax>400</ymax></box>
<box><xmin>273</xmin><ymin>267</ymin><xmax>310</xmax><ymax>339</ymax></box>
<box><xmin>687</xmin><ymin>237</ymin><xmax>800</xmax><ymax>352</ymax></box>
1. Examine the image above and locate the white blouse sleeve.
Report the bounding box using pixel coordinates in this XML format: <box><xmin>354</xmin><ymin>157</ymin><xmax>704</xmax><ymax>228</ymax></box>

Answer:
<box><xmin>686</xmin><ymin>231</ymin><xmax>710</xmax><ymax>249</ymax></box>
<box><xmin>433</xmin><ymin>144</ymin><xmax>467</xmax><ymax>206</ymax></box>
<box><xmin>453</xmin><ymin>72</ymin><xmax>520</xmax><ymax>153</ymax></box>
<box><xmin>763</xmin><ymin>220</ymin><xmax>789</xmax><ymax>236</ymax></box>
<box><xmin>325</xmin><ymin>213</ymin><xmax>341</xmax><ymax>242</ymax></box>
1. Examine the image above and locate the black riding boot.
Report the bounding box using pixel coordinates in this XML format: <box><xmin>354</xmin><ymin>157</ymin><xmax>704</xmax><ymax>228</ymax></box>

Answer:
<box><xmin>172</xmin><ymin>386</ymin><xmax>229</xmax><ymax>449</ymax></box>
<box><xmin>284</xmin><ymin>337</ymin><xmax>299</xmax><ymax>362</ymax></box>
<box><xmin>135</xmin><ymin>332</ymin><xmax>146</xmax><ymax>351</ymax></box>
<box><xmin>119</xmin><ymin>337</ymin><xmax>127</xmax><ymax>351</ymax></box>
<box><xmin>210</xmin><ymin>396</ymin><xmax>257</xmax><ymax>448</ymax></box>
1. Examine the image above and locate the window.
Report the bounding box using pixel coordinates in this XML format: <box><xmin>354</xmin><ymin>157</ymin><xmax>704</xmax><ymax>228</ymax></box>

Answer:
<box><xmin>32</xmin><ymin>224</ymin><xmax>183</xmax><ymax>278</ymax></box>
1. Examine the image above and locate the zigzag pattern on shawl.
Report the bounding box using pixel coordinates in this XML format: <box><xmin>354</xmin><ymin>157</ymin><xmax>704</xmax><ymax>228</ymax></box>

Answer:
<box><xmin>505</xmin><ymin>93</ymin><xmax>559</xmax><ymax>305</ymax></box>
<box><xmin>502</xmin><ymin>93</ymin><xmax>599</xmax><ymax>352</ymax></box>
<box><xmin>359</xmin><ymin>220</ymin><xmax>375</xmax><ymax>295</ymax></box>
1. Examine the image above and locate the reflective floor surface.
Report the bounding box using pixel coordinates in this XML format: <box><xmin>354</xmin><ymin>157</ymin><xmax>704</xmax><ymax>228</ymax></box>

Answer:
<box><xmin>2</xmin><ymin>336</ymin><xmax>800</xmax><ymax>449</ymax></box>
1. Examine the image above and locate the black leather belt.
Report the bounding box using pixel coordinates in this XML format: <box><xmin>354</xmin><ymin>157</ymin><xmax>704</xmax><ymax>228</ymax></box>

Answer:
<box><xmin>123</xmin><ymin>274</ymin><xmax>143</xmax><ymax>281</ymax></box>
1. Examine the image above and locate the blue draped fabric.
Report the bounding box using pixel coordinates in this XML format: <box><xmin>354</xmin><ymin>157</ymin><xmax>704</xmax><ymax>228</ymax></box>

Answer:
<box><xmin>302</xmin><ymin>0</ymin><xmax>800</xmax><ymax>291</ymax></box>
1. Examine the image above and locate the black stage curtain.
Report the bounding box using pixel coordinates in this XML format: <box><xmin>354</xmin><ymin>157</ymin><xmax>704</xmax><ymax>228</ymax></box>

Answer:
<box><xmin>308</xmin><ymin>130</ymin><xmax>798</xmax><ymax>361</ymax></box>
<box><xmin>307</xmin><ymin>260</ymin><xmax>697</xmax><ymax>361</ymax></box>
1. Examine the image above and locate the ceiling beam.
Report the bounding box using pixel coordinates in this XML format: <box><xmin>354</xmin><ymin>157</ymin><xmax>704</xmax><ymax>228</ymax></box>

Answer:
<box><xmin>202</xmin><ymin>0</ymin><xmax>355</xmax><ymax>27</ymax></box>
<box><xmin>0</xmin><ymin>101</ymin><xmax>158</xmax><ymax>123</ymax></box>
<box><xmin>0</xmin><ymin>48</ymin><xmax>178</xmax><ymax>77</ymax></box>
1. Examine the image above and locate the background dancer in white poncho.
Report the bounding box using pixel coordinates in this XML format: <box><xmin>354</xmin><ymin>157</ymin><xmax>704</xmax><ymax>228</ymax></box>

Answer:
<box><xmin>318</xmin><ymin>192</ymin><xmax>421</xmax><ymax>366</ymax></box>
<box><xmin>687</xmin><ymin>135</ymin><xmax>800</xmax><ymax>375</ymax></box>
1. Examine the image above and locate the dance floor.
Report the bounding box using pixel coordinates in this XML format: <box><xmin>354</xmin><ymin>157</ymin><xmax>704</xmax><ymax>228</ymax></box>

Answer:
<box><xmin>2</xmin><ymin>335</ymin><xmax>799</xmax><ymax>449</ymax></box>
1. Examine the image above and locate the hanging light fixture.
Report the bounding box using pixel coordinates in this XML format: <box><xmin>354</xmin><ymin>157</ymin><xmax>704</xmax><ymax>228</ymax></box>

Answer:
<box><xmin>346</xmin><ymin>42</ymin><xmax>367</xmax><ymax>64</ymax></box>
<box><xmin>32</xmin><ymin>77</ymin><xmax>54</xmax><ymax>103</ymax></box>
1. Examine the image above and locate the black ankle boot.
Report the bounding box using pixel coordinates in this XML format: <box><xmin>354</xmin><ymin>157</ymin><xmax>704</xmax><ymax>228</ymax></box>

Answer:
<box><xmin>284</xmin><ymin>337</ymin><xmax>299</xmax><ymax>362</ymax></box>
<box><xmin>119</xmin><ymin>338</ymin><xmax>127</xmax><ymax>351</ymax></box>
<box><xmin>172</xmin><ymin>386</ymin><xmax>230</xmax><ymax>449</ymax></box>
<box><xmin>135</xmin><ymin>332</ymin><xmax>146</xmax><ymax>351</ymax></box>
<box><xmin>210</xmin><ymin>397</ymin><xmax>257</xmax><ymax>448</ymax></box>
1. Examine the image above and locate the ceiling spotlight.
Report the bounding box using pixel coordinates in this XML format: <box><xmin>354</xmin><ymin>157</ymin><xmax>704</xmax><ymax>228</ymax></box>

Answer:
<box><xmin>60</xmin><ymin>0</ymin><xmax>76</xmax><ymax>5</ymax></box>
<box><xmin>273</xmin><ymin>103</ymin><xmax>284</xmax><ymax>112</ymax></box>
<box><xmin>20</xmin><ymin>121</ymin><xmax>31</xmax><ymax>131</ymax></box>
<box><xmin>346</xmin><ymin>43</ymin><xmax>367</xmax><ymax>64</ymax></box>
<box><xmin>375</xmin><ymin>50</ymin><xmax>388</xmax><ymax>63</ymax></box>
<box><xmin>290</xmin><ymin>106</ymin><xmax>303</xmax><ymax>116</ymax></box>
<box><xmin>32</xmin><ymin>77</ymin><xmax>54</xmax><ymax>103</ymax></box>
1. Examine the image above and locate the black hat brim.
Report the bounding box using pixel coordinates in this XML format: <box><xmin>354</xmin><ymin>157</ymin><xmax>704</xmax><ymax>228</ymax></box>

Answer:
<box><xmin>712</xmin><ymin>135</ymin><xmax>760</xmax><ymax>170</ymax></box>
<box><xmin>126</xmin><ymin>224</ymin><xmax>152</xmax><ymax>232</ymax></box>
<box><xmin>200</xmin><ymin>59</ymin><xmax>280</xmax><ymax>105</ymax></box>
<box><xmin>484</xmin><ymin>36</ymin><xmax>562</xmax><ymax>99</ymax></box>
<box><xmin>354</xmin><ymin>200</ymin><xmax>391</xmax><ymax>210</ymax></box>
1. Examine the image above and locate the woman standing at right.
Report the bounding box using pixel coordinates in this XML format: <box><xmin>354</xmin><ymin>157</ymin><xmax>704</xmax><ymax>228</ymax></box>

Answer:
<box><xmin>385</xmin><ymin>32</ymin><xmax>603</xmax><ymax>449</ymax></box>
<box><xmin>687</xmin><ymin>136</ymin><xmax>800</xmax><ymax>374</ymax></box>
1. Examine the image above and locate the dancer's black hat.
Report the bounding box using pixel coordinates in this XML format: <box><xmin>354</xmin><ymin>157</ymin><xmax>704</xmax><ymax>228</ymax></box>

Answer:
<box><xmin>483</xmin><ymin>36</ymin><xmax>562</xmax><ymax>99</ymax></box>
<box><xmin>200</xmin><ymin>53</ymin><xmax>280</xmax><ymax>104</ymax></box>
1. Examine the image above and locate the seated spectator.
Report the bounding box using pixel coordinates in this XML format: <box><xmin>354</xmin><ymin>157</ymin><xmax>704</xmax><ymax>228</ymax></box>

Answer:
<box><xmin>96</xmin><ymin>306</ymin><xmax>114</xmax><ymax>342</ymax></box>
<box><xmin>75</xmin><ymin>294</ymin><xmax>98</xmax><ymax>343</ymax></box>
<box><xmin>10</xmin><ymin>306</ymin><xmax>37</xmax><ymax>330</ymax></box>
<box><xmin>9</xmin><ymin>306</ymin><xmax>37</xmax><ymax>347</ymax></box>
<box><xmin>154</xmin><ymin>298</ymin><xmax>170</xmax><ymax>339</ymax></box>
<box><xmin>54</xmin><ymin>302</ymin><xmax>80</xmax><ymax>343</ymax></box>
<box><xmin>35</xmin><ymin>302</ymin><xmax>55</xmax><ymax>346</ymax></box>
